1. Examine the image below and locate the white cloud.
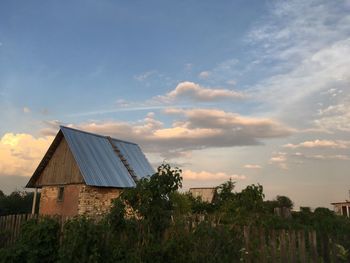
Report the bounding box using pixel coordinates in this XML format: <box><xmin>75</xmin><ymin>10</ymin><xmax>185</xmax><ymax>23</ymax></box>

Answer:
<box><xmin>284</xmin><ymin>140</ymin><xmax>350</xmax><ymax>149</ymax></box>
<box><xmin>42</xmin><ymin>108</ymin><xmax>292</xmax><ymax>158</ymax></box>
<box><xmin>181</xmin><ymin>169</ymin><xmax>246</xmax><ymax>190</ymax></box>
<box><xmin>157</xmin><ymin>81</ymin><xmax>244</xmax><ymax>102</ymax></box>
<box><xmin>269</xmin><ymin>152</ymin><xmax>288</xmax><ymax>170</ymax></box>
<box><xmin>198</xmin><ymin>71</ymin><xmax>211</xmax><ymax>79</ymax></box>
<box><xmin>246</xmin><ymin>0</ymin><xmax>350</xmax><ymax>133</ymax></box>
<box><xmin>315</xmin><ymin>94</ymin><xmax>350</xmax><ymax>132</ymax></box>
<box><xmin>182</xmin><ymin>170</ymin><xmax>246</xmax><ymax>181</ymax></box>
<box><xmin>292</xmin><ymin>152</ymin><xmax>350</xmax><ymax>161</ymax></box>
<box><xmin>134</xmin><ymin>70</ymin><xmax>157</xmax><ymax>81</ymax></box>
<box><xmin>244</xmin><ymin>164</ymin><xmax>262</xmax><ymax>169</ymax></box>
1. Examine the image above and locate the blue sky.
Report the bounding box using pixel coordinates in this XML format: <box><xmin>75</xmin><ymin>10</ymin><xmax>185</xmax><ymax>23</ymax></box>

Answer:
<box><xmin>1</xmin><ymin>0</ymin><xmax>349</xmax><ymax>209</ymax></box>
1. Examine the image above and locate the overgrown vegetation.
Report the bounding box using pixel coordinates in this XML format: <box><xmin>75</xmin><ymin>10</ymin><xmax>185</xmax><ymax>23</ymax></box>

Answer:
<box><xmin>0</xmin><ymin>191</ymin><xmax>40</xmax><ymax>216</ymax></box>
<box><xmin>1</xmin><ymin>164</ymin><xmax>350</xmax><ymax>262</ymax></box>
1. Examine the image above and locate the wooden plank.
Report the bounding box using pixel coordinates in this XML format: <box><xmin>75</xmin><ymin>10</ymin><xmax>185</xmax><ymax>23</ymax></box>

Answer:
<box><xmin>13</xmin><ymin>214</ymin><xmax>19</xmax><ymax>241</ymax></box>
<box><xmin>8</xmin><ymin>215</ymin><xmax>14</xmax><ymax>245</ymax></box>
<box><xmin>36</xmin><ymin>138</ymin><xmax>84</xmax><ymax>186</ymax></box>
<box><xmin>280</xmin><ymin>229</ymin><xmax>287</xmax><ymax>263</ymax></box>
<box><xmin>270</xmin><ymin>229</ymin><xmax>277</xmax><ymax>263</ymax></box>
<box><xmin>298</xmin><ymin>230</ymin><xmax>307</xmax><ymax>263</ymax></box>
<box><xmin>309</xmin><ymin>230</ymin><xmax>318</xmax><ymax>262</ymax></box>
<box><xmin>289</xmin><ymin>230</ymin><xmax>296</xmax><ymax>263</ymax></box>
<box><xmin>259</xmin><ymin>228</ymin><xmax>267</xmax><ymax>263</ymax></box>
<box><xmin>0</xmin><ymin>216</ymin><xmax>4</xmax><ymax>231</ymax></box>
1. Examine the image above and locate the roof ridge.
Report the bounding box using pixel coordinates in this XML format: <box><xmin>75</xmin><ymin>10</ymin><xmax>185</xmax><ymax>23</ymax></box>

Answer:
<box><xmin>60</xmin><ymin>125</ymin><xmax>137</xmax><ymax>145</ymax></box>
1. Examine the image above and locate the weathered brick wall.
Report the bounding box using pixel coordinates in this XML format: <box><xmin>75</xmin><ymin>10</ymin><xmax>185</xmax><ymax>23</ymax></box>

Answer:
<box><xmin>39</xmin><ymin>184</ymin><xmax>81</xmax><ymax>216</ymax></box>
<box><xmin>39</xmin><ymin>184</ymin><xmax>122</xmax><ymax>217</ymax></box>
<box><xmin>77</xmin><ymin>185</ymin><xmax>122</xmax><ymax>216</ymax></box>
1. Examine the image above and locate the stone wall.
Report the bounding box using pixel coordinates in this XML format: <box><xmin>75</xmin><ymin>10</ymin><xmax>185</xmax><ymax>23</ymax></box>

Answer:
<box><xmin>77</xmin><ymin>185</ymin><xmax>122</xmax><ymax>216</ymax></box>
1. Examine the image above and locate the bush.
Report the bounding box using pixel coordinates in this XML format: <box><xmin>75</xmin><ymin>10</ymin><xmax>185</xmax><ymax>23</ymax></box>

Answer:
<box><xmin>58</xmin><ymin>217</ymin><xmax>110</xmax><ymax>263</ymax></box>
<box><xmin>0</xmin><ymin>217</ymin><xmax>60</xmax><ymax>263</ymax></box>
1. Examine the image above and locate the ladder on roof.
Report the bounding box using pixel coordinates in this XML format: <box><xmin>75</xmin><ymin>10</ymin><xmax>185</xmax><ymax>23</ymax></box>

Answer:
<box><xmin>107</xmin><ymin>137</ymin><xmax>138</xmax><ymax>182</ymax></box>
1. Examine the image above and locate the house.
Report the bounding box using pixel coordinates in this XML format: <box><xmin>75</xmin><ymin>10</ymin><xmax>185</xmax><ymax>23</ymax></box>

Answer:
<box><xmin>26</xmin><ymin>126</ymin><xmax>154</xmax><ymax>217</ymax></box>
<box><xmin>331</xmin><ymin>201</ymin><xmax>350</xmax><ymax>217</ymax></box>
<box><xmin>189</xmin><ymin>187</ymin><xmax>217</xmax><ymax>203</ymax></box>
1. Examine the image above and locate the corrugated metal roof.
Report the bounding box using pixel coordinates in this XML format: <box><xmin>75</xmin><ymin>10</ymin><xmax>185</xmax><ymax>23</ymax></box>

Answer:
<box><xmin>60</xmin><ymin>126</ymin><xmax>154</xmax><ymax>188</ymax></box>
<box><xmin>111</xmin><ymin>139</ymin><xmax>154</xmax><ymax>180</ymax></box>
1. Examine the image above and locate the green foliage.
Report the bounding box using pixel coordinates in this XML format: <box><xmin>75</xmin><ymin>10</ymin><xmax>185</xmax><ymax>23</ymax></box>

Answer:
<box><xmin>213</xmin><ymin>179</ymin><xmax>235</xmax><ymax>206</ymax></box>
<box><xmin>110</xmin><ymin>164</ymin><xmax>182</xmax><ymax>241</ymax></box>
<box><xmin>0</xmin><ymin>217</ymin><xmax>60</xmax><ymax>263</ymax></box>
<box><xmin>169</xmin><ymin>192</ymin><xmax>192</xmax><ymax>216</ymax></box>
<box><xmin>275</xmin><ymin>195</ymin><xmax>293</xmax><ymax>209</ymax></box>
<box><xmin>1</xmin><ymin>166</ymin><xmax>350</xmax><ymax>262</ymax></box>
<box><xmin>0</xmin><ymin>191</ymin><xmax>40</xmax><ymax>216</ymax></box>
<box><xmin>59</xmin><ymin>217</ymin><xmax>110</xmax><ymax>263</ymax></box>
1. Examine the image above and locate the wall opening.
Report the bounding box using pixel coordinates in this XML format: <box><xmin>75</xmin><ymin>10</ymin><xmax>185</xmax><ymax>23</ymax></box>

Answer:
<box><xmin>57</xmin><ymin>186</ymin><xmax>64</xmax><ymax>202</ymax></box>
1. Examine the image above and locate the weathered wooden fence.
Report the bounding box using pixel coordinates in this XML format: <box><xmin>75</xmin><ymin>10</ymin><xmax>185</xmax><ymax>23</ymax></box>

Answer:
<box><xmin>0</xmin><ymin>213</ymin><xmax>71</xmax><ymax>247</ymax></box>
<box><xmin>0</xmin><ymin>214</ymin><xmax>346</xmax><ymax>262</ymax></box>
<box><xmin>241</xmin><ymin>226</ymin><xmax>341</xmax><ymax>263</ymax></box>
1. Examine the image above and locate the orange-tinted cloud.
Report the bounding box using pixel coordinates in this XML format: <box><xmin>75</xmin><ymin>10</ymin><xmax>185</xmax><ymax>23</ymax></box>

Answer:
<box><xmin>0</xmin><ymin>133</ymin><xmax>53</xmax><ymax>177</ymax></box>
<box><xmin>42</xmin><ymin>108</ymin><xmax>292</xmax><ymax>158</ymax></box>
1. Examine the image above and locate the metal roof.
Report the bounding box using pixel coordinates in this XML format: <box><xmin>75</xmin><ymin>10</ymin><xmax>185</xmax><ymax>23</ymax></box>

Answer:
<box><xmin>60</xmin><ymin>126</ymin><xmax>154</xmax><ymax>188</ymax></box>
<box><xmin>111</xmin><ymin>139</ymin><xmax>155</xmax><ymax>180</ymax></box>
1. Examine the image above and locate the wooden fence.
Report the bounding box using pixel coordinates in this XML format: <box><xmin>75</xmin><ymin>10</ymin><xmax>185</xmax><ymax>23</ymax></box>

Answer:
<box><xmin>242</xmin><ymin>226</ymin><xmax>341</xmax><ymax>263</ymax></box>
<box><xmin>0</xmin><ymin>214</ymin><xmax>346</xmax><ymax>262</ymax></box>
<box><xmin>0</xmin><ymin>213</ymin><xmax>71</xmax><ymax>247</ymax></box>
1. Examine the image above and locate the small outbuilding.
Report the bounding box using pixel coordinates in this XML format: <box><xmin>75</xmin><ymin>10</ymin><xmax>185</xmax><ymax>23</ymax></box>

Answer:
<box><xmin>189</xmin><ymin>187</ymin><xmax>217</xmax><ymax>203</ymax></box>
<box><xmin>26</xmin><ymin>126</ymin><xmax>154</xmax><ymax>217</ymax></box>
<box><xmin>331</xmin><ymin>201</ymin><xmax>350</xmax><ymax>217</ymax></box>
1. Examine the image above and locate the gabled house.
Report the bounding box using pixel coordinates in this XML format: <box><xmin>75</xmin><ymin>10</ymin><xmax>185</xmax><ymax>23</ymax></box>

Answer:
<box><xmin>26</xmin><ymin>126</ymin><xmax>154</xmax><ymax>217</ymax></box>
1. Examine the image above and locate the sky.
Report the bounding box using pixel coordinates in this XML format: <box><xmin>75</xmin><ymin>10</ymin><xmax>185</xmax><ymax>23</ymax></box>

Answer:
<box><xmin>0</xmin><ymin>0</ymin><xmax>349</xmax><ymax>209</ymax></box>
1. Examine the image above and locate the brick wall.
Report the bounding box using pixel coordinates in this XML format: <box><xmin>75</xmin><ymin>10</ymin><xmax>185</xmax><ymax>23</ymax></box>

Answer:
<box><xmin>39</xmin><ymin>184</ymin><xmax>81</xmax><ymax>216</ymax></box>
<box><xmin>39</xmin><ymin>184</ymin><xmax>122</xmax><ymax>217</ymax></box>
<box><xmin>77</xmin><ymin>185</ymin><xmax>122</xmax><ymax>216</ymax></box>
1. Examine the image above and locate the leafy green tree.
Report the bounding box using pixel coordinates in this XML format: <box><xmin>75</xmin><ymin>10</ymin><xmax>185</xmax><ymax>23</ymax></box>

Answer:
<box><xmin>213</xmin><ymin>179</ymin><xmax>235</xmax><ymax>207</ymax></box>
<box><xmin>276</xmin><ymin>195</ymin><xmax>293</xmax><ymax>209</ymax></box>
<box><xmin>109</xmin><ymin>164</ymin><xmax>182</xmax><ymax>241</ymax></box>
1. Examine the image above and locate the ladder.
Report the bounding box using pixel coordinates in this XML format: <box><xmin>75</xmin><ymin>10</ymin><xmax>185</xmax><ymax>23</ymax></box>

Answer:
<box><xmin>107</xmin><ymin>137</ymin><xmax>138</xmax><ymax>182</ymax></box>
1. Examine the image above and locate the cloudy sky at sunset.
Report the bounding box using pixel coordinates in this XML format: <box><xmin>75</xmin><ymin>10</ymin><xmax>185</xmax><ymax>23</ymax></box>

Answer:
<box><xmin>1</xmin><ymin>0</ymin><xmax>349</xmax><ymax>208</ymax></box>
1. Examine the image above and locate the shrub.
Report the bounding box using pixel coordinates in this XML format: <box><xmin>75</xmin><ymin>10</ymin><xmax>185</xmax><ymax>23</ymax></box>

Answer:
<box><xmin>0</xmin><ymin>217</ymin><xmax>60</xmax><ymax>263</ymax></box>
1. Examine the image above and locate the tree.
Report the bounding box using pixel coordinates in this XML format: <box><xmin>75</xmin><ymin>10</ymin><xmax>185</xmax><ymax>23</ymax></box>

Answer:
<box><xmin>213</xmin><ymin>179</ymin><xmax>235</xmax><ymax>207</ymax></box>
<box><xmin>0</xmin><ymin>191</ymin><xmax>39</xmax><ymax>216</ymax></box>
<box><xmin>109</xmin><ymin>164</ymin><xmax>182</xmax><ymax>241</ymax></box>
<box><xmin>276</xmin><ymin>195</ymin><xmax>293</xmax><ymax>209</ymax></box>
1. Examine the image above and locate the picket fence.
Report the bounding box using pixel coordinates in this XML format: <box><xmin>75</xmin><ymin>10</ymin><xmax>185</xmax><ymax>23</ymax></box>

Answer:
<box><xmin>0</xmin><ymin>214</ymin><xmax>345</xmax><ymax>262</ymax></box>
